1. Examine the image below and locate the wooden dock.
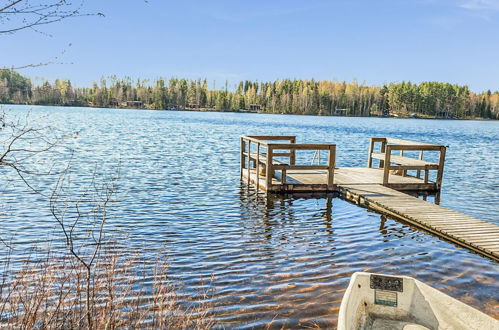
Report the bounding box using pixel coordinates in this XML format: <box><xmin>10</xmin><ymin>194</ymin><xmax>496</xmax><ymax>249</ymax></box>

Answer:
<box><xmin>240</xmin><ymin>135</ymin><xmax>499</xmax><ymax>262</ymax></box>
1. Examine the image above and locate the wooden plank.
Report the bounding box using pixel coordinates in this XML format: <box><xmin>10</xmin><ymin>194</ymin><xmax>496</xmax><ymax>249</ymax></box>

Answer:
<box><xmin>242</xmin><ymin>135</ymin><xmax>295</xmax><ymax>145</ymax></box>
<box><xmin>371</xmin><ymin>153</ymin><xmax>438</xmax><ymax>167</ymax></box>
<box><xmin>273</xmin><ymin>164</ymin><xmax>329</xmax><ymax>170</ymax></box>
<box><xmin>267</xmin><ymin>143</ymin><xmax>335</xmax><ymax>150</ymax></box>
<box><xmin>386</xmin><ymin>144</ymin><xmax>443</xmax><ymax>151</ymax></box>
<box><xmin>385</xmin><ymin>138</ymin><xmax>440</xmax><ymax>146</ymax></box>
<box><xmin>432</xmin><ymin>223</ymin><xmax>495</xmax><ymax>229</ymax></box>
<box><xmin>245</xmin><ymin>135</ymin><xmax>296</xmax><ymax>140</ymax></box>
<box><xmin>443</xmin><ymin>227</ymin><xmax>499</xmax><ymax>234</ymax></box>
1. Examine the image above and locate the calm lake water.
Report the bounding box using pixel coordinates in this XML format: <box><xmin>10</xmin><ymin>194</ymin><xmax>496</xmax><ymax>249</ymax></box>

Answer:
<box><xmin>1</xmin><ymin>105</ymin><xmax>498</xmax><ymax>328</ymax></box>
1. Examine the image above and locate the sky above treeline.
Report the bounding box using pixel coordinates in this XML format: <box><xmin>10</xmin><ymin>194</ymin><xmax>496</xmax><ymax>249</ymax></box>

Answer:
<box><xmin>3</xmin><ymin>0</ymin><xmax>499</xmax><ymax>92</ymax></box>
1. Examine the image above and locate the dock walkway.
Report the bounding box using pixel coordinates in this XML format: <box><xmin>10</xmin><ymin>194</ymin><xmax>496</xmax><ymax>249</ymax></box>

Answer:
<box><xmin>240</xmin><ymin>135</ymin><xmax>499</xmax><ymax>262</ymax></box>
<box><xmin>338</xmin><ymin>184</ymin><xmax>499</xmax><ymax>261</ymax></box>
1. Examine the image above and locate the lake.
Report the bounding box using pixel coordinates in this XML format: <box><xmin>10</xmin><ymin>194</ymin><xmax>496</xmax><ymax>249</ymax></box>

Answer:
<box><xmin>1</xmin><ymin>105</ymin><xmax>498</xmax><ymax>328</ymax></box>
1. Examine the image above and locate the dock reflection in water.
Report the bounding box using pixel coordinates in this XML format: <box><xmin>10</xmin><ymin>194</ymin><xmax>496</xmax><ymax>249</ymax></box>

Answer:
<box><xmin>206</xmin><ymin>185</ymin><xmax>499</xmax><ymax>328</ymax></box>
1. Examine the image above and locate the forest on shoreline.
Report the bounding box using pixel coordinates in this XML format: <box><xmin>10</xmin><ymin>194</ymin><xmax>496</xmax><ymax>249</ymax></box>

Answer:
<box><xmin>1</xmin><ymin>69</ymin><xmax>498</xmax><ymax>119</ymax></box>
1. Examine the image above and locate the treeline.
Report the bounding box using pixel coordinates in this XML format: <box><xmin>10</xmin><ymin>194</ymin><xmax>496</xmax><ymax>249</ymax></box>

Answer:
<box><xmin>1</xmin><ymin>69</ymin><xmax>498</xmax><ymax>119</ymax></box>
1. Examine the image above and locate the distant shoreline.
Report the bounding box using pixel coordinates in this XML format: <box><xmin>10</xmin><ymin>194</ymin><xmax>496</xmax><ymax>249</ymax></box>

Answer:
<box><xmin>2</xmin><ymin>103</ymin><xmax>497</xmax><ymax>121</ymax></box>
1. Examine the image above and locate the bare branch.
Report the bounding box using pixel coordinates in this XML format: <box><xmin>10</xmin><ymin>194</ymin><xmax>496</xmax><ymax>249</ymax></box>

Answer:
<box><xmin>0</xmin><ymin>0</ymin><xmax>103</xmax><ymax>36</ymax></box>
<box><xmin>1</xmin><ymin>111</ymin><xmax>69</xmax><ymax>196</ymax></box>
<box><xmin>7</xmin><ymin>45</ymin><xmax>74</xmax><ymax>70</ymax></box>
<box><xmin>48</xmin><ymin>162</ymin><xmax>120</xmax><ymax>328</ymax></box>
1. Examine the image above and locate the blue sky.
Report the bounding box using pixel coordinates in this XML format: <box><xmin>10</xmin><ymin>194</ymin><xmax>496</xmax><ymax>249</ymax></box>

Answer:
<box><xmin>2</xmin><ymin>0</ymin><xmax>499</xmax><ymax>91</ymax></box>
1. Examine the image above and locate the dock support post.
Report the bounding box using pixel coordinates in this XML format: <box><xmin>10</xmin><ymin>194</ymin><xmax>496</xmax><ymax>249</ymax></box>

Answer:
<box><xmin>266</xmin><ymin>146</ymin><xmax>273</xmax><ymax>191</ymax></box>
<box><xmin>400</xmin><ymin>150</ymin><xmax>407</xmax><ymax>176</ymax></box>
<box><xmin>367</xmin><ymin>138</ymin><xmax>374</xmax><ymax>168</ymax></box>
<box><xmin>240</xmin><ymin>137</ymin><xmax>245</xmax><ymax>179</ymax></box>
<box><xmin>327</xmin><ymin>145</ymin><xmax>335</xmax><ymax>190</ymax></box>
<box><xmin>379</xmin><ymin>140</ymin><xmax>387</xmax><ymax>168</ymax></box>
<box><xmin>256</xmin><ymin>143</ymin><xmax>260</xmax><ymax>190</ymax></box>
<box><xmin>416</xmin><ymin>151</ymin><xmax>424</xmax><ymax>179</ymax></box>
<box><xmin>436</xmin><ymin>146</ymin><xmax>446</xmax><ymax>189</ymax></box>
<box><xmin>383</xmin><ymin>145</ymin><xmax>392</xmax><ymax>186</ymax></box>
<box><xmin>247</xmin><ymin>141</ymin><xmax>251</xmax><ymax>181</ymax></box>
<box><xmin>290</xmin><ymin>136</ymin><xmax>296</xmax><ymax>165</ymax></box>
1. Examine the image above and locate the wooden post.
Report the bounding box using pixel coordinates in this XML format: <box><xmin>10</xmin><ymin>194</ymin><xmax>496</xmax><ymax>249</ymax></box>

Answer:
<box><xmin>367</xmin><ymin>138</ymin><xmax>374</xmax><ymax>168</ymax></box>
<box><xmin>400</xmin><ymin>150</ymin><xmax>407</xmax><ymax>176</ymax></box>
<box><xmin>383</xmin><ymin>145</ymin><xmax>391</xmax><ymax>186</ymax></box>
<box><xmin>416</xmin><ymin>151</ymin><xmax>424</xmax><ymax>179</ymax></box>
<box><xmin>379</xmin><ymin>140</ymin><xmax>387</xmax><ymax>168</ymax></box>
<box><xmin>327</xmin><ymin>145</ymin><xmax>335</xmax><ymax>190</ymax></box>
<box><xmin>247</xmin><ymin>141</ymin><xmax>251</xmax><ymax>181</ymax></box>
<box><xmin>256</xmin><ymin>142</ymin><xmax>260</xmax><ymax>190</ymax></box>
<box><xmin>266</xmin><ymin>146</ymin><xmax>273</xmax><ymax>191</ymax></box>
<box><xmin>282</xmin><ymin>169</ymin><xmax>286</xmax><ymax>184</ymax></box>
<box><xmin>436</xmin><ymin>146</ymin><xmax>446</xmax><ymax>189</ymax></box>
<box><xmin>435</xmin><ymin>191</ymin><xmax>441</xmax><ymax>205</ymax></box>
<box><xmin>240</xmin><ymin>137</ymin><xmax>245</xmax><ymax>179</ymax></box>
<box><xmin>290</xmin><ymin>137</ymin><xmax>296</xmax><ymax>165</ymax></box>
<box><xmin>424</xmin><ymin>165</ymin><xmax>429</xmax><ymax>183</ymax></box>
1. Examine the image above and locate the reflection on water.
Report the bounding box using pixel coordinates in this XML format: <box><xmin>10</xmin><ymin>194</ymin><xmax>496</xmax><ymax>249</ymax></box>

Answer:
<box><xmin>0</xmin><ymin>105</ymin><xmax>498</xmax><ymax>328</ymax></box>
<box><xmin>232</xmin><ymin>187</ymin><xmax>498</xmax><ymax>328</ymax></box>
<box><xmin>406</xmin><ymin>190</ymin><xmax>441</xmax><ymax>204</ymax></box>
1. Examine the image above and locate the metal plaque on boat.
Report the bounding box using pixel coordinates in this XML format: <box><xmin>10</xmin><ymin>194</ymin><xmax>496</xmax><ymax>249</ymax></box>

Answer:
<box><xmin>375</xmin><ymin>290</ymin><xmax>398</xmax><ymax>307</ymax></box>
<box><xmin>370</xmin><ymin>274</ymin><xmax>403</xmax><ymax>292</ymax></box>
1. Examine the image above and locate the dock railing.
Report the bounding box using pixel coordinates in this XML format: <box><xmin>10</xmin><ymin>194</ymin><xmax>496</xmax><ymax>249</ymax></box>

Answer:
<box><xmin>367</xmin><ymin>137</ymin><xmax>446</xmax><ymax>189</ymax></box>
<box><xmin>240</xmin><ymin>135</ymin><xmax>336</xmax><ymax>192</ymax></box>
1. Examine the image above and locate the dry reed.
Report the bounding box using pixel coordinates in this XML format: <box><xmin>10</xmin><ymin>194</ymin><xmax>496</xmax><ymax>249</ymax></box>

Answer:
<box><xmin>0</xmin><ymin>246</ymin><xmax>213</xmax><ymax>329</ymax></box>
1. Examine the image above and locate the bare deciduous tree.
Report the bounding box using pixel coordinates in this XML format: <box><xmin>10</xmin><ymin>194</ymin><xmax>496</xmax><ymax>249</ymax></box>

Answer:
<box><xmin>49</xmin><ymin>165</ymin><xmax>119</xmax><ymax>328</ymax></box>
<box><xmin>0</xmin><ymin>0</ymin><xmax>103</xmax><ymax>36</ymax></box>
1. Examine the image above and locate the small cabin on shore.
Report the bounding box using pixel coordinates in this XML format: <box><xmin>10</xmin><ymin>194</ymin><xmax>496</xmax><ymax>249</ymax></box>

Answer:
<box><xmin>109</xmin><ymin>98</ymin><xmax>119</xmax><ymax>107</ymax></box>
<box><xmin>372</xmin><ymin>109</ymin><xmax>390</xmax><ymax>117</ymax></box>
<box><xmin>436</xmin><ymin>111</ymin><xmax>455</xmax><ymax>119</ymax></box>
<box><xmin>333</xmin><ymin>108</ymin><xmax>348</xmax><ymax>116</ymax></box>
<box><xmin>125</xmin><ymin>100</ymin><xmax>143</xmax><ymax>108</ymax></box>
<box><xmin>248</xmin><ymin>104</ymin><xmax>261</xmax><ymax>112</ymax></box>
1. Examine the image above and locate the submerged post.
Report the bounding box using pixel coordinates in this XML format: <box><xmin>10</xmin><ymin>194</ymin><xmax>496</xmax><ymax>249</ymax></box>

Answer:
<box><xmin>247</xmin><ymin>140</ymin><xmax>251</xmax><ymax>180</ymax></box>
<box><xmin>240</xmin><ymin>137</ymin><xmax>245</xmax><ymax>179</ymax></box>
<box><xmin>256</xmin><ymin>142</ymin><xmax>260</xmax><ymax>190</ymax></box>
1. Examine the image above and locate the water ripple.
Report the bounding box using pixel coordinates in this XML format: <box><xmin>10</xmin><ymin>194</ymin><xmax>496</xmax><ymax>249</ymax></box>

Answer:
<box><xmin>0</xmin><ymin>105</ymin><xmax>497</xmax><ymax>328</ymax></box>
